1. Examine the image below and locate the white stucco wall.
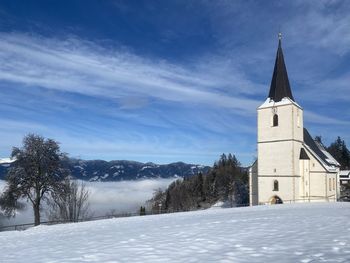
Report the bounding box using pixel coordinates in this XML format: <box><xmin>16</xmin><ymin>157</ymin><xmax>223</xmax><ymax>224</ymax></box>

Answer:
<box><xmin>257</xmin><ymin>101</ymin><xmax>303</xmax><ymax>204</ymax></box>
<box><xmin>249</xmin><ymin>162</ymin><xmax>258</xmax><ymax>206</ymax></box>
<box><xmin>257</xmin><ymin>102</ymin><xmax>303</xmax><ymax>143</ymax></box>
<box><xmin>252</xmin><ymin>98</ymin><xmax>338</xmax><ymax>205</ymax></box>
<box><xmin>258</xmin><ymin>176</ymin><xmax>296</xmax><ymax>204</ymax></box>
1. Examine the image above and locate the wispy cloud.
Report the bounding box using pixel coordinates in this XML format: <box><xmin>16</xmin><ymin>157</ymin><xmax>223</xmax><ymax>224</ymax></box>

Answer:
<box><xmin>0</xmin><ymin>33</ymin><xmax>260</xmax><ymax>114</ymax></box>
<box><xmin>304</xmin><ymin>110</ymin><xmax>349</xmax><ymax>126</ymax></box>
<box><xmin>0</xmin><ymin>32</ymin><xmax>262</xmax><ymax>164</ymax></box>
<box><xmin>287</xmin><ymin>0</ymin><xmax>350</xmax><ymax>55</ymax></box>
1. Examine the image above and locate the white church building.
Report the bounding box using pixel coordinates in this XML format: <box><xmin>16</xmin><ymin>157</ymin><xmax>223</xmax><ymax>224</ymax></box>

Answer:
<box><xmin>249</xmin><ymin>35</ymin><xmax>340</xmax><ymax>205</ymax></box>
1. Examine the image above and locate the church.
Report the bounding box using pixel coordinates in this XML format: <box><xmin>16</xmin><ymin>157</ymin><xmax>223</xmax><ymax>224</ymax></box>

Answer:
<box><xmin>249</xmin><ymin>35</ymin><xmax>340</xmax><ymax>205</ymax></box>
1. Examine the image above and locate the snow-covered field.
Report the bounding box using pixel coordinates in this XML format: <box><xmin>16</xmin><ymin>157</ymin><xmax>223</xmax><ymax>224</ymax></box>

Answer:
<box><xmin>1</xmin><ymin>203</ymin><xmax>350</xmax><ymax>262</ymax></box>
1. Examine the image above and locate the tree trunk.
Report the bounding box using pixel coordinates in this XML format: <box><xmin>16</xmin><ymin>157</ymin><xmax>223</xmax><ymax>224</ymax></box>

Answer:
<box><xmin>33</xmin><ymin>203</ymin><xmax>41</xmax><ymax>226</ymax></box>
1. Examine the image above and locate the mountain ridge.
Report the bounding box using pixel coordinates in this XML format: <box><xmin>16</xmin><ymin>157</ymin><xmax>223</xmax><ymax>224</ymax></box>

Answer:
<box><xmin>0</xmin><ymin>159</ymin><xmax>210</xmax><ymax>182</ymax></box>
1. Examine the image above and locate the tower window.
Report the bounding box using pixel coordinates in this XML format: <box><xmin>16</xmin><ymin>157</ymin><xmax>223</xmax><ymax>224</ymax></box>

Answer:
<box><xmin>273</xmin><ymin>180</ymin><xmax>279</xmax><ymax>191</ymax></box>
<box><xmin>273</xmin><ymin>114</ymin><xmax>279</xmax><ymax>127</ymax></box>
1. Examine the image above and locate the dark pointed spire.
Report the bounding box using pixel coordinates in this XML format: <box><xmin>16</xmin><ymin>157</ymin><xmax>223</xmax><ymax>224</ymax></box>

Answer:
<box><xmin>268</xmin><ymin>33</ymin><xmax>295</xmax><ymax>102</ymax></box>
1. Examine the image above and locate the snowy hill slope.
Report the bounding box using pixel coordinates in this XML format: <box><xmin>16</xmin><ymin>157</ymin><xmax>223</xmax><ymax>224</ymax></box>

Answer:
<box><xmin>1</xmin><ymin>203</ymin><xmax>350</xmax><ymax>262</ymax></box>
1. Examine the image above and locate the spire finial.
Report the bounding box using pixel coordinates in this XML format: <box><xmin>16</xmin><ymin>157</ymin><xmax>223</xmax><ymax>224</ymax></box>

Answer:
<box><xmin>278</xmin><ymin>32</ymin><xmax>282</xmax><ymax>41</ymax></box>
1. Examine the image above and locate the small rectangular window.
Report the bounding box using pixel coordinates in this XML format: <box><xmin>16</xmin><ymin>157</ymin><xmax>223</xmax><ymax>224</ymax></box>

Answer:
<box><xmin>297</xmin><ymin>112</ymin><xmax>300</xmax><ymax>128</ymax></box>
<box><xmin>329</xmin><ymin>178</ymin><xmax>331</xmax><ymax>191</ymax></box>
<box><xmin>333</xmin><ymin>178</ymin><xmax>335</xmax><ymax>191</ymax></box>
<box><xmin>273</xmin><ymin>180</ymin><xmax>279</xmax><ymax>191</ymax></box>
<box><xmin>273</xmin><ymin>114</ymin><xmax>278</xmax><ymax>127</ymax></box>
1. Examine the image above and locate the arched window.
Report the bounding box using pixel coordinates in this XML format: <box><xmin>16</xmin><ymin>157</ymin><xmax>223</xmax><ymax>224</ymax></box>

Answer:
<box><xmin>273</xmin><ymin>180</ymin><xmax>279</xmax><ymax>191</ymax></box>
<box><xmin>273</xmin><ymin>114</ymin><xmax>279</xmax><ymax>127</ymax></box>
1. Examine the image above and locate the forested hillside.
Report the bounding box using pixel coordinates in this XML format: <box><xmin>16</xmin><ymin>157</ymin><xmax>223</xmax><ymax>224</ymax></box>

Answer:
<box><xmin>148</xmin><ymin>154</ymin><xmax>249</xmax><ymax>212</ymax></box>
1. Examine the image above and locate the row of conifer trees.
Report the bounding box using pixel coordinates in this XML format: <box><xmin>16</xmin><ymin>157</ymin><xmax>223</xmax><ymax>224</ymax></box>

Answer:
<box><xmin>148</xmin><ymin>153</ymin><xmax>249</xmax><ymax>213</ymax></box>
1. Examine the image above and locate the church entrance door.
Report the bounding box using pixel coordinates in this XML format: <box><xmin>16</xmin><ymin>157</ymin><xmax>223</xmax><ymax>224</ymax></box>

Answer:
<box><xmin>269</xmin><ymin>195</ymin><xmax>283</xmax><ymax>204</ymax></box>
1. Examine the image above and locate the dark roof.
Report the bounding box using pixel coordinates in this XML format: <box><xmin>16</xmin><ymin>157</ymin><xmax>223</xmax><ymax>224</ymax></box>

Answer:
<box><xmin>268</xmin><ymin>38</ymin><xmax>295</xmax><ymax>102</ymax></box>
<box><xmin>303</xmin><ymin>128</ymin><xmax>332</xmax><ymax>166</ymax></box>
<box><xmin>299</xmin><ymin>148</ymin><xmax>310</xmax><ymax>160</ymax></box>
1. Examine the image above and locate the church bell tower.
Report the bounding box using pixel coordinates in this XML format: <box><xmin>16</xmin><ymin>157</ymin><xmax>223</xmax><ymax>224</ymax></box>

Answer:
<box><xmin>254</xmin><ymin>34</ymin><xmax>304</xmax><ymax>204</ymax></box>
<box><xmin>250</xmin><ymin>33</ymin><xmax>340</xmax><ymax>206</ymax></box>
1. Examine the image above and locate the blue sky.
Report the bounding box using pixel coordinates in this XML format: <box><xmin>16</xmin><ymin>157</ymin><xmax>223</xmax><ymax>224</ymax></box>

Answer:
<box><xmin>0</xmin><ymin>0</ymin><xmax>349</xmax><ymax>166</ymax></box>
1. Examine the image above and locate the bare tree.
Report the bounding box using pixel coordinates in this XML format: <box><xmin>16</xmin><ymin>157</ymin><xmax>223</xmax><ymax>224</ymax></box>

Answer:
<box><xmin>47</xmin><ymin>178</ymin><xmax>91</xmax><ymax>222</ymax></box>
<box><xmin>106</xmin><ymin>209</ymin><xmax>118</xmax><ymax>217</ymax></box>
<box><xmin>0</xmin><ymin>134</ymin><xmax>68</xmax><ymax>226</ymax></box>
<box><xmin>0</xmin><ymin>212</ymin><xmax>4</xmax><ymax>229</ymax></box>
<box><xmin>149</xmin><ymin>188</ymin><xmax>165</xmax><ymax>214</ymax></box>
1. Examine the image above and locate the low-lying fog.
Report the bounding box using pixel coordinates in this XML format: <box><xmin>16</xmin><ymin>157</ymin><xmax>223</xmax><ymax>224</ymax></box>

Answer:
<box><xmin>0</xmin><ymin>178</ymin><xmax>176</xmax><ymax>226</ymax></box>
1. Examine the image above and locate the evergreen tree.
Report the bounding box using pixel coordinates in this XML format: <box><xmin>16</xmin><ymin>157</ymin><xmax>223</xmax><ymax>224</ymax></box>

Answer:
<box><xmin>139</xmin><ymin>206</ymin><xmax>146</xmax><ymax>216</ymax></box>
<box><xmin>327</xmin><ymin>137</ymin><xmax>350</xmax><ymax>169</ymax></box>
<box><xmin>196</xmin><ymin>172</ymin><xmax>204</xmax><ymax>202</ymax></box>
<box><xmin>164</xmin><ymin>190</ymin><xmax>171</xmax><ymax>210</ymax></box>
<box><xmin>314</xmin><ymin>136</ymin><xmax>323</xmax><ymax>144</ymax></box>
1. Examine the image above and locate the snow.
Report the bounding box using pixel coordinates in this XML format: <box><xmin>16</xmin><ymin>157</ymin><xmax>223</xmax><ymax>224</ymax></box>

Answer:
<box><xmin>315</xmin><ymin>140</ymin><xmax>340</xmax><ymax>168</ymax></box>
<box><xmin>110</xmin><ymin>165</ymin><xmax>124</xmax><ymax>170</ymax></box>
<box><xmin>1</xmin><ymin>203</ymin><xmax>350</xmax><ymax>262</ymax></box>
<box><xmin>89</xmin><ymin>176</ymin><xmax>99</xmax><ymax>182</ymax></box>
<box><xmin>0</xmin><ymin>157</ymin><xmax>15</xmax><ymax>164</ymax></box>
<box><xmin>303</xmin><ymin>143</ymin><xmax>339</xmax><ymax>172</ymax></box>
<box><xmin>101</xmin><ymin>173</ymin><xmax>109</xmax><ymax>179</ymax></box>
<box><xmin>140</xmin><ymin>165</ymin><xmax>156</xmax><ymax>171</ymax></box>
<box><xmin>339</xmin><ymin>170</ymin><xmax>350</xmax><ymax>177</ymax></box>
<box><xmin>324</xmin><ymin>153</ymin><xmax>340</xmax><ymax>166</ymax></box>
<box><xmin>210</xmin><ymin>200</ymin><xmax>225</xmax><ymax>208</ymax></box>
<box><xmin>258</xmin><ymin>97</ymin><xmax>302</xmax><ymax>109</ymax></box>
